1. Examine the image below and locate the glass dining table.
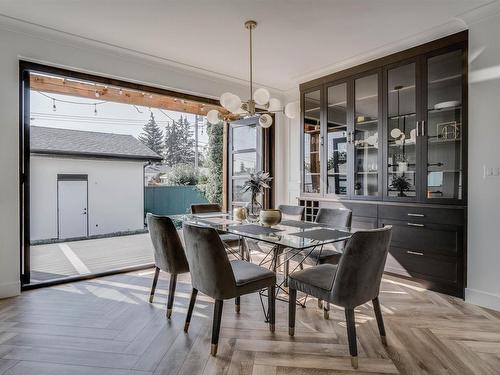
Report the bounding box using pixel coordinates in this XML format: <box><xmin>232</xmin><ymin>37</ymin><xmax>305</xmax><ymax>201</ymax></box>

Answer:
<box><xmin>170</xmin><ymin>212</ymin><xmax>354</xmax><ymax>320</ymax></box>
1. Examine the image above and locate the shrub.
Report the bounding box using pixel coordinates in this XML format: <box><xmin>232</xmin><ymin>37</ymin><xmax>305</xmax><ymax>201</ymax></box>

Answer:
<box><xmin>163</xmin><ymin>163</ymin><xmax>199</xmax><ymax>185</ymax></box>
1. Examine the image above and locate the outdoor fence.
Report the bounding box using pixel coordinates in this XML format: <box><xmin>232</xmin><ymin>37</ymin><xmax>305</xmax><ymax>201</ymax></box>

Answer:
<box><xmin>144</xmin><ymin>185</ymin><xmax>208</xmax><ymax>216</ymax></box>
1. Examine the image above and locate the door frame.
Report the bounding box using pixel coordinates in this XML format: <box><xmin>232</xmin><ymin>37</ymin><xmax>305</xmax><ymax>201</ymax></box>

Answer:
<box><xmin>19</xmin><ymin>61</ymin><xmax>224</xmax><ymax>288</ymax></box>
<box><xmin>57</xmin><ymin>174</ymin><xmax>89</xmax><ymax>240</ymax></box>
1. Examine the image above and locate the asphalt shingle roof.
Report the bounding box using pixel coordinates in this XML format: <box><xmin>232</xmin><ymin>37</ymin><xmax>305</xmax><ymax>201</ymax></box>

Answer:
<box><xmin>30</xmin><ymin>126</ymin><xmax>162</xmax><ymax>161</ymax></box>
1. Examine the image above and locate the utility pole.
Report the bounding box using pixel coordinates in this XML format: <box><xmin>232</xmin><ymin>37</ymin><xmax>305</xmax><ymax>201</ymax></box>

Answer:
<box><xmin>194</xmin><ymin>114</ymin><xmax>199</xmax><ymax>169</ymax></box>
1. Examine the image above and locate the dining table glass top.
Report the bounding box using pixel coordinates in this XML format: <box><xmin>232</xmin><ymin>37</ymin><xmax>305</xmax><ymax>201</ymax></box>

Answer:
<box><xmin>170</xmin><ymin>212</ymin><xmax>354</xmax><ymax>250</ymax></box>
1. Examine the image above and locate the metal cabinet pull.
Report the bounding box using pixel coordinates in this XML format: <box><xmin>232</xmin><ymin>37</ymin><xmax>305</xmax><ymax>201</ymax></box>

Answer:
<box><xmin>407</xmin><ymin>213</ymin><xmax>425</xmax><ymax>217</ymax></box>
<box><xmin>421</xmin><ymin>120</ymin><xmax>426</xmax><ymax>137</ymax></box>
<box><xmin>416</xmin><ymin>121</ymin><xmax>420</xmax><ymax>137</ymax></box>
<box><xmin>407</xmin><ymin>250</ymin><xmax>424</xmax><ymax>256</ymax></box>
<box><xmin>407</xmin><ymin>222</ymin><xmax>425</xmax><ymax>227</ymax></box>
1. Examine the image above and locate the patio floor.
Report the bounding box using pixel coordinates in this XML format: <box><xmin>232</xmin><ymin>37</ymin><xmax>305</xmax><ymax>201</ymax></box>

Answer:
<box><xmin>30</xmin><ymin>233</ymin><xmax>154</xmax><ymax>283</ymax></box>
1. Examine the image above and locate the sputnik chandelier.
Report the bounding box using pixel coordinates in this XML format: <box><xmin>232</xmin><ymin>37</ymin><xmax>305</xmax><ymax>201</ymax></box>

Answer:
<box><xmin>206</xmin><ymin>20</ymin><xmax>299</xmax><ymax>127</ymax></box>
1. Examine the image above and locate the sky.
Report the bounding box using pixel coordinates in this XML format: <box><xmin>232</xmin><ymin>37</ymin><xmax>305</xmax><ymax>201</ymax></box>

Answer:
<box><xmin>30</xmin><ymin>90</ymin><xmax>210</xmax><ymax>149</ymax></box>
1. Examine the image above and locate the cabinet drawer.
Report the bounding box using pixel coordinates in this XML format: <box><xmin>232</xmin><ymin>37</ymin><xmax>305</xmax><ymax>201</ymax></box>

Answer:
<box><xmin>378</xmin><ymin>205</ymin><xmax>464</xmax><ymax>226</ymax></box>
<box><xmin>380</xmin><ymin>219</ymin><xmax>462</xmax><ymax>256</ymax></box>
<box><xmin>320</xmin><ymin>201</ymin><xmax>377</xmax><ymax>218</ymax></box>
<box><xmin>386</xmin><ymin>246</ymin><xmax>457</xmax><ymax>284</ymax></box>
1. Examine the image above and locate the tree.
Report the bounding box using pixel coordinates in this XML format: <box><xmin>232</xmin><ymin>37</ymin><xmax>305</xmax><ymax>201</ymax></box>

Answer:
<box><xmin>164</xmin><ymin>115</ymin><xmax>195</xmax><ymax>166</ymax></box>
<box><xmin>138</xmin><ymin>112</ymin><xmax>164</xmax><ymax>156</ymax></box>
<box><xmin>202</xmin><ymin>121</ymin><xmax>224</xmax><ymax>205</ymax></box>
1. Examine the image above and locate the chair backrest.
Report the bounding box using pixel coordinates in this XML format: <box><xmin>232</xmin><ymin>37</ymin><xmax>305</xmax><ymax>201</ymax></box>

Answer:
<box><xmin>191</xmin><ymin>203</ymin><xmax>222</xmax><ymax>214</ymax></box>
<box><xmin>330</xmin><ymin>226</ymin><xmax>392</xmax><ymax>308</ymax></box>
<box><xmin>315</xmin><ymin>207</ymin><xmax>352</xmax><ymax>228</ymax></box>
<box><xmin>278</xmin><ymin>205</ymin><xmax>305</xmax><ymax>221</ymax></box>
<box><xmin>182</xmin><ymin>223</ymin><xmax>237</xmax><ymax>299</ymax></box>
<box><xmin>146</xmin><ymin>213</ymin><xmax>189</xmax><ymax>275</ymax></box>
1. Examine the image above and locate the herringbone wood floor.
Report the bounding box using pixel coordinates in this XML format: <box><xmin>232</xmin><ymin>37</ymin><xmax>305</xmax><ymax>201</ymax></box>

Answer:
<box><xmin>0</xmin><ymin>270</ymin><xmax>499</xmax><ymax>374</ymax></box>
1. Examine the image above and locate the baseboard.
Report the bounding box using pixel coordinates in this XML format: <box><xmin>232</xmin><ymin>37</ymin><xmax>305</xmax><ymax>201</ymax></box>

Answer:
<box><xmin>465</xmin><ymin>288</ymin><xmax>500</xmax><ymax>312</ymax></box>
<box><xmin>0</xmin><ymin>280</ymin><xmax>21</xmax><ymax>299</ymax></box>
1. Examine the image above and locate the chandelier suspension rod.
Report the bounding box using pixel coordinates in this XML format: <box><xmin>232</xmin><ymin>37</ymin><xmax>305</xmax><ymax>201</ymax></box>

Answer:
<box><xmin>249</xmin><ymin>23</ymin><xmax>253</xmax><ymax>105</ymax></box>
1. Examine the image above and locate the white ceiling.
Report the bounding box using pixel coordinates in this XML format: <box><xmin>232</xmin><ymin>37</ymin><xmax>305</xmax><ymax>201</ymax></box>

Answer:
<box><xmin>0</xmin><ymin>0</ymin><xmax>493</xmax><ymax>91</ymax></box>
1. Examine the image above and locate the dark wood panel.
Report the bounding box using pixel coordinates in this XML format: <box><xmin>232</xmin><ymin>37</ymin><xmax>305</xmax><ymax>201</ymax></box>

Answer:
<box><xmin>352</xmin><ymin>216</ymin><xmax>378</xmax><ymax>230</ymax></box>
<box><xmin>380</xmin><ymin>219</ymin><xmax>461</xmax><ymax>256</ymax></box>
<box><xmin>378</xmin><ymin>205</ymin><xmax>464</xmax><ymax>226</ymax></box>
<box><xmin>386</xmin><ymin>246</ymin><xmax>457</xmax><ymax>284</ymax></box>
<box><xmin>319</xmin><ymin>201</ymin><xmax>378</xmax><ymax>218</ymax></box>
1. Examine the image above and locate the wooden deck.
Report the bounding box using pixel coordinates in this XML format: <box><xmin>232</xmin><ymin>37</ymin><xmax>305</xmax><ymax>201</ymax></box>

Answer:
<box><xmin>30</xmin><ymin>234</ymin><xmax>154</xmax><ymax>283</ymax></box>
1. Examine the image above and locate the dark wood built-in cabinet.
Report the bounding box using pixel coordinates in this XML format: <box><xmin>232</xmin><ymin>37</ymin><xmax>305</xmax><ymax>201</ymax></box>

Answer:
<box><xmin>299</xmin><ymin>32</ymin><xmax>467</xmax><ymax>298</ymax></box>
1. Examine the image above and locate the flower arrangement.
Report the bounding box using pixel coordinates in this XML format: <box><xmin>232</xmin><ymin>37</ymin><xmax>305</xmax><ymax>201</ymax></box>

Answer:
<box><xmin>242</xmin><ymin>171</ymin><xmax>273</xmax><ymax>217</ymax></box>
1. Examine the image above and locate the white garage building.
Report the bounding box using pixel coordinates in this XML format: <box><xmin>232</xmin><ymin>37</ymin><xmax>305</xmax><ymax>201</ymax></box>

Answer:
<box><xmin>30</xmin><ymin>126</ymin><xmax>162</xmax><ymax>242</ymax></box>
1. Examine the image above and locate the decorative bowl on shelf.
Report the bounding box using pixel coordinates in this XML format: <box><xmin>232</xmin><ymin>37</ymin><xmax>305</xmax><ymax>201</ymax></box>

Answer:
<box><xmin>433</xmin><ymin>101</ymin><xmax>460</xmax><ymax>110</ymax></box>
<box><xmin>259</xmin><ymin>209</ymin><xmax>282</xmax><ymax>227</ymax></box>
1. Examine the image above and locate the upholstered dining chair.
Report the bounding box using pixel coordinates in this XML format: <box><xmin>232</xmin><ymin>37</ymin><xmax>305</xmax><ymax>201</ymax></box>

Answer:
<box><xmin>190</xmin><ymin>203</ymin><xmax>241</xmax><ymax>251</ymax></box>
<box><xmin>182</xmin><ymin>223</ymin><xmax>276</xmax><ymax>356</ymax></box>
<box><xmin>146</xmin><ymin>213</ymin><xmax>190</xmax><ymax>319</ymax></box>
<box><xmin>288</xmin><ymin>226</ymin><xmax>393</xmax><ymax>369</ymax></box>
<box><xmin>278</xmin><ymin>204</ymin><xmax>305</xmax><ymax>221</ymax></box>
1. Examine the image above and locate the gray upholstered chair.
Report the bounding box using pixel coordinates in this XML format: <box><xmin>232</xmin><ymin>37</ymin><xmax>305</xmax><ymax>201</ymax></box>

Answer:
<box><xmin>288</xmin><ymin>226</ymin><xmax>392</xmax><ymax>369</ymax></box>
<box><xmin>190</xmin><ymin>203</ymin><xmax>240</xmax><ymax>249</ymax></box>
<box><xmin>146</xmin><ymin>213</ymin><xmax>190</xmax><ymax>319</ymax></box>
<box><xmin>182</xmin><ymin>223</ymin><xmax>276</xmax><ymax>356</ymax></box>
<box><xmin>304</xmin><ymin>207</ymin><xmax>353</xmax><ymax>265</ymax></box>
<box><xmin>278</xmin><ymin>204</ymin><xmax>305</xmax><ymax>221</ymax></box>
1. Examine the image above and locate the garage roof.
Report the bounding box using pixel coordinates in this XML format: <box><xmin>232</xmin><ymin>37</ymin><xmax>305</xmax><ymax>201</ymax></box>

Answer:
<box><xmin>30</xmin><ymin>126</ymin><xmax>163</xmax><ymax>161</ymax></box>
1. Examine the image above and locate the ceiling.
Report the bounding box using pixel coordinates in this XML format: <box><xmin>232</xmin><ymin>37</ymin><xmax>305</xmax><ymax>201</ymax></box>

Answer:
<box><xmin>0</xmin><ymin>0</ymin><xmax>493</xmax><ymax>91</ymax></box>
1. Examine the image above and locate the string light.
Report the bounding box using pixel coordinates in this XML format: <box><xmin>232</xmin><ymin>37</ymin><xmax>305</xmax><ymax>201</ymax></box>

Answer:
<box><xmin>149</xmin><ymin>94</ymin><xmax>153</xmax><ymax>99</ymax></box>
<box><xmin>119</xmin><ymin>88</ymin><xmax>123</xmax><ymax>95</ymax></box>
<box><xmin>94</xmin><ymin>104</ymin><xmax>98</xmax><ymax>116</ymax></box>
<box><xmin>94</xmin><ymin>84</ymin><xmax>100</xmax><ymax>98</ymax></box>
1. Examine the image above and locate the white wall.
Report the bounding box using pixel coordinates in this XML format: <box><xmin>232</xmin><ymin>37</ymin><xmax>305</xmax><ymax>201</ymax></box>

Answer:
<box><xmin>30</xmin><ymin>156</ymin><xmax>145</xmax><ymax>241</ymax></box>
<box><xmin>465</xmin><ymin>11</ymin><xmax>500</xmax><ymax>311</ymax></box>
<box><xmin>0</xmin><ymin>17</ymin><xmax>285</xmax><ymax>298</ymax></box>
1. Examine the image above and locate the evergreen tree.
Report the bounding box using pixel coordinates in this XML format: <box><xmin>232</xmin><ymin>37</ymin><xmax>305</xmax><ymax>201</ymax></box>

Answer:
<box><xmin>204</xmin><ymin>121</ymin><xmax>224</xmax><ymax>205</ymax></box>
<box><xmin>163</xmin><ymin>115</ymin><xmax>196</xmax><ymax>166</ymax></box>
<box><xmin>138</xmin><ymin>112</ymin><xmax>164</xmax><ymax>156</ymax></box>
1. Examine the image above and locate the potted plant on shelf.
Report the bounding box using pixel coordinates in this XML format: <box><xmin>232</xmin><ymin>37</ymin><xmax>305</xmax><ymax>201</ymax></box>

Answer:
<box><xmin>390</xmin><ymin>175</ymin><xmax>411</xmax><ymax>197</ymax></box>
<box><xmin>242</xmin><ymin>171</ymin><xmax>273</xmax><ymax>219</ymax></box>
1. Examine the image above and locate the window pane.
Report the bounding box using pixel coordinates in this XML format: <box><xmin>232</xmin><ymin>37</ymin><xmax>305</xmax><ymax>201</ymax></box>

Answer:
<box><xmin>232</xmin><ymin>152</ymin><xmax>256</xmax><ymax>176</ymax></box>
<box><xmin>303</xmin><ymin>90</ymin><xmax>321</xmax><ymax>194</ymax></box>
<box><xmin>354</xmin><ymin>74</ymin><xmax>378</xmax><ymax>196</ymax></box>
<box><xmin>387</xmin><ymin>63</ymin><xmax>417</xmax><ymax>198</ymax></box>
<box><xmin>426</xmin><ymin>50</ymin><xmax>463</xmax><ymax>199</ymax></box>
<box><xmin>327</xmin><ymin>83</ymin><xmax>348</xmax><ymax>195</ymax></box>
<box><xmin>232</xmin><ymin>125</ymin><xmax>256</xmax><ymax>151</ymax></box>
<box><xmin>232</xmin><ymin>179</ymin><xmax>252</xmax><ymax>202</ymax></box>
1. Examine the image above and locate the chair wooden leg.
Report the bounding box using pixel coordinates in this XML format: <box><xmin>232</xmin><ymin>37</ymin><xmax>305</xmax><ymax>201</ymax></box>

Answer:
<box><xmin>317</xmin><ymin>299</ymin><xmax>323</xmax><ymax>309</ymax></box>
<box><xmin>235</xmin><ymin>296</ymin><xmax>240</xmax><ymax>313</ymax></box>
<box><xmin>283</xmin><ymin>259</ymin><xmax>289</xmax><ymax>287</ymax></box>
<box><xmin>268</xmin><ymin>285</ymin><xmax>275</xmax><ymax>332</ymax></box>
<box><xmin>288</xmin><ymin>288</ymin><xmax>297</xmax><ymax>336</ymax></box>
<box><xmin>149</xmin><ymin>267</ymin><xmax>160</xmax><ymax>303</ymax></box>
<box><xmin>372</xmin><ymin>297</ymin><xmax>387</xmax><ymax>345</ymax></box>
<box><xmin>345</xmin><ymin>308</ymin><xmax>358</xmax><ymax>369</ymax></box>
<box><xmin>323</xmin><ymin>302</ymin><xmax>330</xmax><ymax>319</ymax></box>
<box><xmin>211</xmin><ymin>300</ymin><xmax>224</xmax><ymax>356</ymax></box>
<box><xmin>184</xmin><ymin>288</ymin><xmax>198</xmax><ymax>332</ymax></box>
<box><xmin>299</xmin><ymin>263</ymin><xmax>304</xmax><ymax>270</ymax></box>
<box><xmin>166</xmin><ymin>274</ymin><xmax>177</xmax><ymax>319</ymax></box>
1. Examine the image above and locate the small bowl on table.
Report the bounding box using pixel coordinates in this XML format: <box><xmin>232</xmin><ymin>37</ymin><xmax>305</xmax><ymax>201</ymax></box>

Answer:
<box><xmin>259</xmin><ymin>209</ymin><xmax>282</xmax><ymax>227</ymax></box>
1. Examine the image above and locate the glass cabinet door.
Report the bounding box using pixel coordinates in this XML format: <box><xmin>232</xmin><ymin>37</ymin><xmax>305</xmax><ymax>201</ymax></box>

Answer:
<box><xmin>303</xmin><ymin>89</ymin><xmax>321</xmax><ymax>194</ymax></box>
<box><xmin>353</xmin><ymin>74</ymin><xmax>379</xmax><ymax>197</ymax></box>
<box><xmin>424</xmin><ymin>50</ymin><xmax>464</xmax><ymax>200</ymax></box>
<box><xmin>326</xmin><ymin>83</ymin><xmax>348</xmax><ymax>196</ymax></box>
<box><xmin>386</xmin><ymin>62</ymin><xmax>418</xmax><ymax>198</ymax></box>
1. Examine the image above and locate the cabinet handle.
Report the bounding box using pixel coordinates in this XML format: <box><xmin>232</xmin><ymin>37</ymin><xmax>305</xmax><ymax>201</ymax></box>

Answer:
<box><xmin>407</xmin><ymin>213</ymin><xmax>425</xmax><ymax>217</ymax></box>
<box><xmin>416</xmin><ymin>121</ymin><xmax>420</xmax><ymax>137</ymax></box>
<box><xmin>407</xmin><ymin>222</ymin><xmax>425</xmax><ymax>227</ymax></box>
<box><xmin>407</xmin><ymin>250</ymin><xmax>424</xmax><ymax>256</ymax></box>
<box><xmin>421</xmin><ymin>120</ymin><xmax>426</xmax><ymax>137</ymax></box>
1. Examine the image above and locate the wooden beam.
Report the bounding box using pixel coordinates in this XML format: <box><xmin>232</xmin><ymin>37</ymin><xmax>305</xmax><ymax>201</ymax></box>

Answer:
<box><xmin>30</xmin><ymin>74</ymin><xmax>233</xmax><ymax>118</ymax></box>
